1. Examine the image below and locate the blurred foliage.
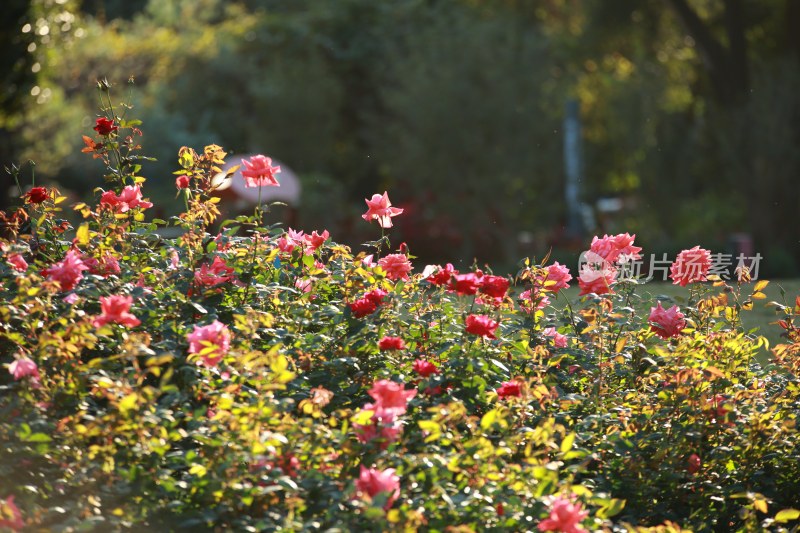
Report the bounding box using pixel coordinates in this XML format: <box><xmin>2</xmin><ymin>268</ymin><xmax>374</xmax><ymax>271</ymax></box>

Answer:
<box><xmin>2</xmin><ymin>0</ymin><xmax>799</xmax><ymax>271</ymax></box>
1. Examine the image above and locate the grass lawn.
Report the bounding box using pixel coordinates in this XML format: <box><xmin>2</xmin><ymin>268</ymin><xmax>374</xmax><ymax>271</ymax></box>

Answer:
<box><xmin>554</xmin><ymin>278</ymin><xmax>800</xmax><ymax>360</ymax></box>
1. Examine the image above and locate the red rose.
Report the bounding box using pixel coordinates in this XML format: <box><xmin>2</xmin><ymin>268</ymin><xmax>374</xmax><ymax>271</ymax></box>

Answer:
<box><xmin>176</xmin><ymin>175</ymin><xmax>190</xmax><ymax>189</ymax></box>
<box><xmin>23</xmin><ymin>187</ymin><xmax>48</xmax><ymax>204</ymax></box>
<box><xmin>93</xmin><ymin>117</ymin><xmax>118</xmax><ymax>136</ymax></box>
<box><xmin>465</xmin><ymin>314</ymin><xmax>499</xmax><ymax>339</ymax></box>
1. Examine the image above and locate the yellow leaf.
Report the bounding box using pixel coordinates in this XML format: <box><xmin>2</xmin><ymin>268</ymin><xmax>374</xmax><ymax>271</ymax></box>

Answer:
<box><xmin>751</xmin><ymin>292</ymin><xmax>766</xmax><ymax>300</ymax></box>
<box><xmin>754</xmin><ymin>280</ymin><xmax>769</xmax><ymax>292</ymax></box>
<box><xmin>118</xmin><ymin>393</ymin><xmax>138</xmax><ymax>415</ymax></box>
<box><xmin>189</xmin><ymin>464</ymin><xmax>208</xmax><ymax>477</ymax></box>
<box><xmin>76</xmin><ymin>223</ymin><xmax>90</xmax><ymax>245</ymax></box>
<box><xmin>561</xmin><ymin>432</ymin><xmax>576</xmax><ymax>453</ymax></box>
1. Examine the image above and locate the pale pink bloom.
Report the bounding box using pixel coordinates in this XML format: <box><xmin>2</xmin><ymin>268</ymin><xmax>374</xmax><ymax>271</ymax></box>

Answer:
<box><xmin>100</xmin><ymin>185</ymin><xmax>153</xmax><ymax>213</ymax></box>
<box><xmin>465</xmin><ymin>314</ymin><xmax>499</xmax><ymax>339</ymax></box>
<box><xmin>8</xmin><ymin>357</ymin><xmax>39</xmax><ymax>381</ymax></box>
<box><xmin>538</xmin><ymin>496</ymin><xmax>589</xmax><ymax>533</ymax></box>
<box><xmin>194</xmin><ymin>256</ymin><xmax>234</xmax><ymax>287</ymax></box>
<box><xmin>648</xmin><ymin>302</ymin><xmax>686</xmax><ymax>339</ymax></box>
<box><xmin>378</xmin><ymin>254</ymin><xmax>412</xmax><ymax>281</ymax></box>
<box><xmin>361</xmin><ymin>191</ymin><xmax>403</xmax><ymax>228</ymax></box>
<box><xmin>589</xmin><ymin>233</ymin><xmax>642</xmax><ymax>263</ymax></box>
<box><xmin>241</xmin><ymin>155</ymin><xmax>281</xmax><ymax>188</ymax></box>
<box><xmin>303</xmin><ymin>230</ymin><xmax>329</xmax><ymax>252</ymax></box>
<box><xmin>92</xmin><ymin>295</ymin><xmax>141</xmax><ymax>328</ymax></box>
<box><xmin>7</xmin><ymin>254</ymin><xmax>27</xmax><ymax>272</ymax></box>
<box><xmin>168</xmin><ymin>250</ymin><xmax>180</xmax><ymax>270</ymax></box>
<box><xmin>367</xmin><ymin>379</ymin><xmax>416</xmax><ymax>414</ymax></box>
<box><xmin>355</xmin><ymin>466</ymin><xmax>401</xmax><ymax>510</ymax></box>
<box><xmin>378</xmin><ymin>336</ymin><xmax>405</xmax><ymax>351</ymax></box>
<box><xmin>0</xmin><ymin>495</ymin><xmax>24</xmax><ymax>531</ymax></box>
<box><xmin>41</xmin><ymin>250</ymin><xmax>89</xmax><ymax>292</ymax></box>
<box><xmin>63</xmin><ymin>293</ymin><xmax>79</xmax><ymax>305</ymax></box>
<box><xmin>543</xmin><ymin>262</ymin><xmax>572</xmax><ymax>293</ymax></box>
<box><xmin>295</xmin><ymin>278</ymin><xmax>313</xmax><ymax>293</ymax></box>
<box><xmin>187</xmin><ymin>320</ymin><xmax>231</xmax><ymax>367</ymax></box>
<box><xmin>277</xmin><ymin>228</ymin><xmax>305</xmax><ymax>253</ymax></box>
<box><xmin>577</xmin><ymin>264</ymin><xmax>616</xmax><ymax>296</ymax></box>
<box><xmin>543</xmin><ymin>327</ymin><xmax>568</xmax><ymax>348</ymax></box>
<box><xmin>362</xmin><ymin>254</ymin><xmax>376</xmax><ymax>268</ymax></box>
<box><xmin>353</xmin><ymin>403</ymin><xmax>403</xmax><ymax>449</ymax></box>
<box><xmin>519</xmin><ymin>288</ymin><xmax>551</xmax><ymax>312</ymax></box>
<box><xmin>670</xmin><ymin>246</ymin><xmax>711</xmax><ymax>287</ymax></box>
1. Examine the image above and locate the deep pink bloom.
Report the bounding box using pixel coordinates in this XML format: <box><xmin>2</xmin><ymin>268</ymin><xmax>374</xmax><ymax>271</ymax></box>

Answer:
<box><xmin>497</xmin><ymin>381</ymin><xmax>521</xmax><ymax>398</ymax></box>
<box><xmin>92</xmin><ymin>295</ymin><xmax>141</xmax><ymax>328</ymax></box>
<box><xmin>361</xmin><ymin>191</ymin><xmax>403</xmax><ymax>228</ymax></box>
<box><xmin>194</xmin><ymin>256</ymin><xmax>234</xmax><ymax>287</ymax></box>
<box><xmin>590</xmin><ymin>233</ymin><xmax>642</xmax><ymax>263</ymax></box>
<box><xmin>412</xmin><ymin>359</ymin><xmax>440</xmax><ymax>377</ymax></box>
<box><xmin>41</xmin><ymin>250</ymin><xmax>89</xmax><ymax>291</ymax></box>
<box><xmin>353</xmin><ymin>403</ymin><xmax>403</xmax><ymax>449</ymax></box>
<box><xmin>187</xmin><ymin>320</ymin><xmax>231</xmax><ymax>367</ymax></box>
<box><xmin>368</xmin><ymin>379</ymin><xmax>416</xmax><ymax>414</ymax></box>
<box><xmin>479</xmin><ymin>275</ymin><xmax>510</xmax><ymax>300</ymax></box>
<box><xmin>303</xmin><ymin>230</ymin><xmax>329</xmax><ymax>252</ymax></box>
<box><xmin>378</xmin><ymin>336</ymin><xmax>405</xmax><ymax>351</ymax></box>
<box><xmin>23</xmin><ymin>187</ymin><xmax>48</xmax><ymax>204</ymax></box>
<box><xmin>543</xmin><ymin>327</ymin><xmax>568</xmax><ymax>348</ymax></box>
<box><xmin>350</xmin><ymin>298</ymin><xmax>378</xmax><ymax>318</ymax></box>
<box><xmin>426</xmin><ymin>263</ymin><xmax>458</xmax><ymax>286</ymax></box>
<box><xmin>0</xmin><ymin>495</ymin><xmax>24</xmax><ymax>531</ymax></box>
<box><xmin>83</xmin><ymin>252</ymin><xmax>121</xmax><ymax>277</ymax></box>
<box><xmin>364</xmin><ymin>288</ymin><xmax>388</xmax><ymax>305</ymax></box>
<box><xmin>277</xmin><ymin>229</ymin><xmax>305</xmax><ymax>253</ymax></box>
<box><xmin>100</xmin><ymin>185</ymin><xmax>153</xmax><ymax>213</ymax></box>
<box><xmin>538</xmin><ymin>496</ymin><xmax>589</xmax><ymax>533</ymax></box>
<box><xmin>8</xmin><ymin>358</ymin><xmax>39</xmax><ymax>382</ymax></box>
<box><xmin>378</xmin><ymin>254</ymin><xmax>412</xmax><ymax>281</ymax></box>
<box><xmin>355</xmin><ymin>466</ymin><xmax>400</xmax><ymax>510</ymax></box>
<box><xmin>7</xmin><ymin>254</ymin><xmax>27</xmax><ymax>272</ymax></box>
<box><xmin>687</xmin><ymin>453</ymin><xmax>702</xmax><ymax>474</ymax></box>
<box><xmin>648</xmin><ymin>302</ymin><xmax>686</xmax><ymax>339</ymax></box>
<box><xmin>544</xmin><ymin>262</ymin><xmax>572</xmax><ymax>293</ymax></box>
<box><xmin>577</xmin><ymin>264</ymin><xmax>616</xmax><ymax>296</ymax></box>
<box><xmin>670</xmin><ymin>246</ymin><xmax>712</xmax><ymax>287</ymax></box>
<box><xmin>465</xmin><ymin>314</ymin><xmax>499</xmax><ymax>339</ymax></box>
<box><xmin>241</xmin><ymin>155</ymin><xmax>281</xmax><ymax>188</ymax></box>
<box><xmin>175</xmin><ymin>175</ymin><xmax>190</xmax><ymax>189</ymax></box>
<box><xmin>93</xmin><ymin>117</ymin><xmax>118</xmax><ymax>136</ymax></box>
<box><xmin>449</xmin><ymin>272</ymin><xmax>483</xmax><ymax>296</ymax></box>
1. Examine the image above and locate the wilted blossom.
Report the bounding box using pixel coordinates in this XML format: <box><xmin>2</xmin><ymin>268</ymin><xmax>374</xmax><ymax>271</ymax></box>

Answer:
<box><xmin>687</xmin><ymin>453</ymin><xmax>702</xmax><ymax>474</ymax></box>
<box><xmin>670</xmin><ymin>246</ymin><xmax>712</xmax><ymax>287</ymax></box>
<box><xmin>496</xmin><ymin>381</ymin><xmax>521</xmax><ymax>399</ymax></box>
<box><xmin>361</xmin><ymin>191</ymin><xmax>403</xmax><ymax>228</ymax></box>
<box><xmin>465</xmin><ymin>314</ymin><xmax>499</xmax><ymax>339</ymax></box>
<box><xmin>367</xmin><ymin>379</ymin><xmax>416</xmax><ymax>414</ymax></box>
<box><xmin>92</xmin><ymin>295</ymin><xmax>141</xmax><ymax>328</ymax></box>
<box><xmin>23</xmin><ymin>187</ymin><xmax>49</xmax><ymax>204</ymax></box>
<box><xmin>6</xmin><ymin>254</ymin><xmax>27</xmax><ymax>272</ymax></box>
<box><xmin>0</xmin><ymin>495</ymin><xmax>24</xmax><ymax>531</ymax></box>
<box><xmin>187</xmin><ymin>320</ymin><xmax>231</xmax><ymax>367</ymax></box>
<box><xmin>241</xmin><ymin>155</ymin><xmax>281</xmax><ymax>188</ymax></box>
<box><xmin>8</xmin><ymin>357</ymin><xmax>39</xmax><ymax>382</ymax></box>
<box><xmin>543</xmin><ymin>262</ymin><xmax>572</xmax><ymax>293</ymax></box>
<box><xmin>538</xmin><ymin>495</ymin><xmax>589</xmax><ymax>533</ymax></box>
<box><xmin>412</xmin><ymin>359</ymin><xmax>440</xmax><ymax>377</ymax></box>
<box><xmin>194</xmin><ymin>256</ymin><xmax>235</xmax><ymax>287</ymax></box>
<box><xmin>353</xmin><ymin>403</ymin><xmax>403</xmax><ymax>449</ymax></box>
<box><xmin>355</xmin><ymin>466</ymin><xmax>401</xmax><ymax>510</ymax></box>
<box><xmin>378</xmin><ymin>336</ymin><xmax>406</xmax><ymax>351</ymax></box>
<box><xmin>425</xmin><ymin>263</ymin><xmax>458</xmax><ymax>286</ymax></box>
<box><xmin>648</xmin><ymin>302</ymin><xmax>686</xmax><ymax>339</ymax></box>
<box><xmin>100</xmin><ymin>185</ymin><xmax>153</xmax><ymax>213</ymax></box>
<box><xmin>41</xmin><ymin>250</ymin><xmax>89</xmax><ymax>291</ymax></box>
<box><xmin>378</xmin><ymin>254</ymin><xmax>412</xmax><ymax>281</ymax></box>
<box><xmin>589</xmin><ymin>233</ymin><xmax>642</xmax><ymax>264</ymax></box>
<box><xmin>543</xmin><ymin>327</ymin><xmax>568</xmax><ymax>348</ymax></box>
<box><xmin>577</xmin><ymin>264</ymin><xmax>616</xmax><ymax>296</ymax></box>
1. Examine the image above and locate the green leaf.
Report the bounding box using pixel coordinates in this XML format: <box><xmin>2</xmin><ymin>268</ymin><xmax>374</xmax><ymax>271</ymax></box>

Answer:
<box><xmin>597</xmin><ymin>498</ymin><xmax>626</xmax><ymax>519</ymax></box>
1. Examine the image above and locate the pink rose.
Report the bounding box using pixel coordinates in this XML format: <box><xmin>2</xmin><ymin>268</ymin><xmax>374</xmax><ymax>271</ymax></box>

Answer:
<box><xmin>519</xmin><ymin>288</ymin><xmax>551</xmax><ymax>312</ymax></box>
<box><xmin>543</xmin><ymin>327</ymin><xmax>568</xmax><ymax>348</ymax></box>
<box><xmin>0</xmin><ymin>495</ymin><xmax>24</xmax><ymax>531</ymax></box>
<box><xmin>92</xmin><ymin>295</ymin><xmax>141</xmax><ymax>328</ymax></box>
<box><xmin>187</xmin><ymin>320</ymin><xmax>231</xmax><ymax>367</ymax></box>
<box><xmin>670</xmin><ymin>246</ymin><xmax>711</xmax><ymax>287</ymax></box>
<box><xmin>241</xmin><ymin>155</ymin><xmax>281</xmax><ymax>188</ymax></box>
<box><xmin>194</xmin><ymin>256</ymin><xmax>234</xmax><ymax>287</ymax></box>
<box><xmin>8</xmin><ymin>358</ymin><xmax>39</xmax><ymax>382</ymax></box>
<box><xmin>577</xmin><ymin>264</ymin><xmax>616</xmax><ymax>296</ymax></box>
<box><xmin>355</xmin><ymin>466</ymin><xmax>401</xmax><ymax>510</ymax></box>
<box><xmin>544</xmin><ymin>262</ymin><xmax>572</xmax><ymax>293</ymax></box>
<box><xmin>99</xmin><ymin>185</ymin><xmax>153</xmax><ymax>213</ymax></box>
<box><xmin>367</xmin><ymin>379</ymin><xmax>416</xmax><ymax>414</ymax></box>
<box><xmin>303</xmin><ymin>230</ymin><xmax>329</xmax><ymax>252</ymax></box>
<box><xmin>378</xmin><ymin>254</ymin><xmax>412</xmax><ymax>281</ymax></box>
<box><xmin>648</xmin><ymin>302</ymin><xmax>686</xmax><ymax>339</ymax></box>
<box><xmin>361</xmin><ymin>191</ymin><xmax>403</xmax><ymax>228</ymax></box>
<box><xmin>449</xmin><ymin>271</ymin><xmax>483</xmax><ymax>296</ymax></box>
<box><xmin>496</xmin><ymin>381</ymin><xmax>521</xmax><ymax>398</ymax></box>
<box><xmin>7</xmin><ymin>254</ymin><xmax>27</xmax><ymax>272</ymax></box>
<box><xmin>353</xmin><ymin>403</ymin><xmax>403</xmax><ymax>449</ymax></box>
<box><xmin>538</xmin><ymin>495</ymin><xmax>589</xmax><ymax>533</ymax></box>
<box><xmin>41</xmin><ymin>250</ymin><xmax>89</xmax><ymax>292</ymax></box>
<box><xmin>412</xmin><ymin>360</ymin><xmax>440</xmax><ymax>378</ymax></box>
<box><xmin>378</xmin><ymin>336</ymin><xmax>405</xmax><ymax>351</ymax></box>
<box><xmin>589</xmin><ymin>233</ymin><xmax>642</xmax><ymax>263</ymax></box>
<box><xmin>465</xmin><ymin>314</ymin><xmax>499</xmax><ymax>339</ymax></box>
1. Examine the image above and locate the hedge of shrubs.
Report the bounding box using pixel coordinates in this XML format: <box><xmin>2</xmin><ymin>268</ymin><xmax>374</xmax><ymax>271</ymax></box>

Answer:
<box><xmin>1</xmin><ymin>100</ymin><xmax>799</xmax><ymax>532</ymax></box>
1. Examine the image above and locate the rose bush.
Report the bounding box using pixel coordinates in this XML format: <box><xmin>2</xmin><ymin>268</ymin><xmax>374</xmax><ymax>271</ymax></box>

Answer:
<box><xmin>0</xmin><ymin>95</ymin><xmax>799</xmax><ymax>531</ymax></box>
